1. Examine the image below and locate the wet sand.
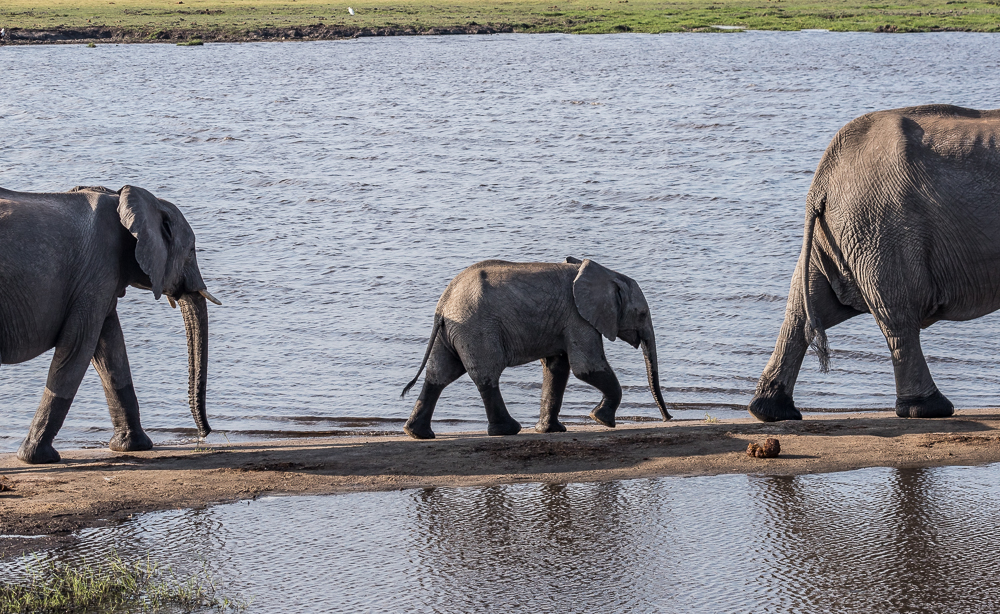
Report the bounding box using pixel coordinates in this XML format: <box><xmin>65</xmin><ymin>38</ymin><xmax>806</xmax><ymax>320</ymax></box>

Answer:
<box><xmin>4</xmin><ymin>409</ymin><xmax>1000</xmax><ymax>557</ymax></box>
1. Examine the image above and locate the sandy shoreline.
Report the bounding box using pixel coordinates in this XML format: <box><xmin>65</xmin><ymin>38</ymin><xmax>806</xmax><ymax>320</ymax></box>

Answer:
<box><xmin>4</xmin><ymin>409</ymin><xmax>1000</xmax><ymax>558</ymax></box>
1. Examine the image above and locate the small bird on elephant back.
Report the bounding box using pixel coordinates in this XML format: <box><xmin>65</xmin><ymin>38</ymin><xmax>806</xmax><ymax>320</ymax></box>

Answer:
<box><xmin>401</xmin><ymin>257</ymin><xmax>671</xmax><ymax>439</ymax></box>
<box><xmin>0</xmin><ymin>185</ymin><xmax>221</xmax><ymax>464</ymax></box>
<box><xmin>750</xmin><ymin>105</ymin><xmax>1000</xmax><ymax>422</ymax></box>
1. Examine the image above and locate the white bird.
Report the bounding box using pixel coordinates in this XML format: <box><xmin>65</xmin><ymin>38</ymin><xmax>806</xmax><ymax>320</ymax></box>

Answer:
<box><xmin>348</xmin><ymin>7</ymin><xmax>354</xmax><ymax>15</ymax></box>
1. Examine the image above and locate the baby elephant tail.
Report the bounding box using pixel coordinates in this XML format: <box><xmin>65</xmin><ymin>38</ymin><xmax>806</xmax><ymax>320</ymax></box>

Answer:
<box><xmin>401</xmin><ymin>314</ymin><xmax>443</xmax><ymax>398</ymax></box>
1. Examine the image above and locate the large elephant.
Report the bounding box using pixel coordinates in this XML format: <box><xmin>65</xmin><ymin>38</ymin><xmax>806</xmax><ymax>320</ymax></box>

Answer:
<box><xmin>402</xmin><ymin>258</ymin><xmax>671</xmax><ymax>439</ymax></box>
<box><xmin>0</xmin><ymin>185</ymin><xmax>221</xmax><ymax>463</ymax></box>
<box><xmin>749</xmin><ymin>105</ymin><xmax>1000</xmax><ymax>422</ymax></box>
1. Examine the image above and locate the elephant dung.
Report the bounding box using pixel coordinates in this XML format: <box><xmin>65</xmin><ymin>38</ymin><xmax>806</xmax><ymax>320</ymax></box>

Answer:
<box><xmin>747</xmin><ymin>438</ymin><xmax>780</xmax><ymax>459</ymax></box>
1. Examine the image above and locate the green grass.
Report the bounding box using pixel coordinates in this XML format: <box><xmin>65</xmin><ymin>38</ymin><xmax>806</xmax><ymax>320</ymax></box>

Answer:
<box><xmin>0</xmin><ymin>552</ymin><xmax>251</xmax><ymax>614</ymax></box>
<box><xmin>1</xmin><ymin>0</ymin><xmax>999</xmax><ymax>36</ymax></box>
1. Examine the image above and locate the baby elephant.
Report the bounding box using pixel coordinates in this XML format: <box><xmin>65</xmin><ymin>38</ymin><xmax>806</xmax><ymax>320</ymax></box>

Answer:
<box><xmin>402</xmin><ymin>258</ymin><xmax>671</xmax><ymax>439</ymax></box>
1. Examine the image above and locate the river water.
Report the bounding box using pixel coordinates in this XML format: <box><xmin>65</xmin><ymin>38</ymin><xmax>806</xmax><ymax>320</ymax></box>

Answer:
<box><xmin>2</xmin><ymin>32</ymin><xmax>1000</xmax><ymax>451</ymax></box>
<box><xmin>6</xmin><ymin>463</ymin><xmax>1000</xmax><ymax>612</ymax></box>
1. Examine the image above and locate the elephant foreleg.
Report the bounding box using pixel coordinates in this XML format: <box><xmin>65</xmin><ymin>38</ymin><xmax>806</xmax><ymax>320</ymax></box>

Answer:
<box><xmin>92</xmin><ymin>310</ymin><xmax>152</xmax><ymax>452</ymax></box>
<box><xmin>749</xmin><ymin>263</ymin><xmax>862</xmax><ymax>422</ymax></box>
<box><xmin>576</xmin><ymin>369</ymin><xmax>622</xmax><ymax>428</ymax></box>
<box><xmin>404</xmin><ymin>342</ymin><xmax>466</xmax><ymax>440</ymax></box>
<box><xmin>536</xmin><ymin>353</ymin><xmax>570</xmax><ymax>433</ymax></box>
<box><xmin>17</xmin><ymin>325</ymin><xmax>101</xmax><ymax>464</ymax></box>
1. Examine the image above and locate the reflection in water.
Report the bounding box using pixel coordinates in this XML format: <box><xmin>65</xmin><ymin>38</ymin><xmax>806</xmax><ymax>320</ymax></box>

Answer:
<box><xmin>749</xmin><ymin>467</ymin><xmax>1000</xmax><ymax>613</ymax></box>
<box><xmin>7</xmin><ymin>464</ymin><xmax>1000</xmax><ymax>612</ymax></box>
<box><xmin>888</xmin><ymin>469</ymin><xmax>940</xmax><ymax>611</ymax></box>
<box><xmin>412</xmin><ymin>482</ymin><xmax>664</xmax><ymax>610</ymax></box>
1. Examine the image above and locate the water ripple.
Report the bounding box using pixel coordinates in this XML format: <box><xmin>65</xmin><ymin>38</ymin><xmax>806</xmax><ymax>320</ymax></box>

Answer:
<box><xmin>7</xmin><ymin>464</ymin><xmax>1000</xmax><ymax>611</ymax></box>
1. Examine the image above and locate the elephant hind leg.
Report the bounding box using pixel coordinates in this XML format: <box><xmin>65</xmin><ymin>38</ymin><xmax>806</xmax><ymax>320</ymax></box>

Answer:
<box><xmin>749</xmin><ymin>265</ymin><xmax>863</xmax><ymax>422</ymax></box>
<box><xmin>536</xmin><ymin>353</ymin><xmax>570</xmax><ymax>433</ymax></box>
<box><xmin>879</xmin><ymin>325</ymin><xmax>953</xmax><ymax>418</ymax></box>
<box><xmin>17</xmin><ymin>391</ymin><xmax>71</xmax><ymax>464</ymax></box>
<box><xmin>404</xmin><ymin>342</ymin><xmax>467</xmax><ymax>440</ymax></box>
<box><xmin>476</xmin><ymin>382</ymin><xmax>521</xmax><ymax>436</ymax></box>
<box><xmin>18</xmin><ymin>326</ymin><xmax>101</xmax><ymax>464</ymax></box>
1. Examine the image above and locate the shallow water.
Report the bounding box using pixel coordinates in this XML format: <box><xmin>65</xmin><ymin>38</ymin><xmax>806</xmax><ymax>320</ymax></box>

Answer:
<box><xmin>2</xmin><ymin>32</ymin><xmax>1000</xmax><ymax>451</ymax></box>
<box><xmin>5</xmin><ymin>463</ymin><xmax>1000</xmax><ymax>612</ymax></box>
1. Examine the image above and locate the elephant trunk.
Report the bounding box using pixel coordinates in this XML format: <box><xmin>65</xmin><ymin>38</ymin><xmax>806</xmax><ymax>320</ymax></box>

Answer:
<box><xmin>640</xmin><ymin>325</ymin><xmax>671</xmax><ymax>421</ymax></box>
<box><xmin>178</xmin><ymin>292</ymin><xmax>211</xmax><ymax>438</ymax></box>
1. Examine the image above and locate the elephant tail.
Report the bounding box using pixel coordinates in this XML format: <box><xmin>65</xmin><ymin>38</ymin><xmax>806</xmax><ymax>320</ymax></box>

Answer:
<box><xmin>401</xmin><ymin>313</ymin><xmax>443</xmax><ymax>398</ymax></box>
<box><xmin>801</xmin><ymin>197</ymin><xmax>830</xmax><ymax>372</ymax></box>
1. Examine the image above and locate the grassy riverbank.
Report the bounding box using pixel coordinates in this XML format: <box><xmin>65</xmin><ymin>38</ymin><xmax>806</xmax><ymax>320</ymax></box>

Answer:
<box><xmin>0</xmin><ymin>552</ymin><xmax>249</xmax><ymax>613</ymax></box>
<box><xmin>1</xmin><ymin>0</ymin><xmax>999</xmax><ymax>43</ymax></box>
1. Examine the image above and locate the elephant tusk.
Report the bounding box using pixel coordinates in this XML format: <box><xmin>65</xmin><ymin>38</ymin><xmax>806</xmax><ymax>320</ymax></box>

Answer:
<box><xmin>167</xmin><ymin>296</ymin><xmax>177</xmax><ymax>309</ymax></box>
<box><xmin>199</xmin><ymin>289</ymin><xmax>222</xmax><ymax>306</ymax></box>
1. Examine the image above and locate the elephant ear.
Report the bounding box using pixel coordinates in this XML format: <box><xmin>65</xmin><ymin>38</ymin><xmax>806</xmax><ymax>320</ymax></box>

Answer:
<box><xmin>564</xmin><ymin>256</ymin><xmax>583</xmax><ymax>265</ymax></box>
<box><xmin>118</xmin><ymin>185</ymin><xmax>168</xmax><ymax>300</ymax></box>
<box><xmin>573</xmin><ymin>259</ymin><xmax>627</xmax><ymax>342</ymax></box>
<box><xmin>68</xmin><ymin>185</ymin><xmax>116</xmax><ymax>194</ymax></box>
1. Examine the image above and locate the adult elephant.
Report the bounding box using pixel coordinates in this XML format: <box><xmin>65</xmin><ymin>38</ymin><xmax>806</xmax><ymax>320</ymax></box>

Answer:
<box><xmin>0</xmin><ymin>185</ymin><xmax>221</xmax><ymax>463</ymax></box>
<box><xmin>749</xmin><ymin>105</ymin><xmax>1000</xmax><ymax>422</ymax></box>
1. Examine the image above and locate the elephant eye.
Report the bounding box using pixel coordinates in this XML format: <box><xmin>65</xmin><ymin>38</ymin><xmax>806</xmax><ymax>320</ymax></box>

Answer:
<box><xmin>161</xmin><ymin>218</ymin><xmax>173</xmax><ymax>240</ymax></box>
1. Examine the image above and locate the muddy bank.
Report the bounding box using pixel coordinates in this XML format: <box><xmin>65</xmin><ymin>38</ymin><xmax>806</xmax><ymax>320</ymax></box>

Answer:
<box><xmin>4</xmin><ymin>409</ymin><xmax>1000</xmax><ymax>558</ymax></box>
<box><xmin>0</xmin><ymin>24</ymin><xmax>515</xmax><ymax>45</ymax></box>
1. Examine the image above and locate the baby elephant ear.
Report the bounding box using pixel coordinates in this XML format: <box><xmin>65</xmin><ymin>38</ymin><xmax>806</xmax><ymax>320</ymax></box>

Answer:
<box><xmin>118</xmin><ymin>185</ymin><xmax>168</xmax><ymax>300</ymax></box>
<box><xmin>573</xmin><ymin>259</ymin><xmax>625</xmax><ymax>342</ymax></box>
<box><xmin>564</xmin><ymin>256</ymin><xmax>583</xmax><ymax>265</ymax></box>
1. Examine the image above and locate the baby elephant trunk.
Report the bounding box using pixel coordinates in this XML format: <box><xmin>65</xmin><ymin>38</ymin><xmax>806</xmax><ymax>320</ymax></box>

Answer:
<box><xmin>178</xmin><ymin>292</ymin><xmax>212</xmax><ymax>438</ymax></box>
<box><xmin>640</xmin><ymin>326</ymin><xmax>672</xmax><ymax>421</ymax></box>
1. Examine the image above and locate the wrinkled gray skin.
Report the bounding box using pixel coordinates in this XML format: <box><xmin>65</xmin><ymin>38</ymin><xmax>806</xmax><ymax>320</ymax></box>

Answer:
<box><xmin>750</xmin><ymin>105</ymin><xmax>1000</xmax><ymax>422</ymax></box>
<box><xmin>0</xmin><ymin>185</ymin><xmax>221</xmax><ymax>463</ymax></box>
<box><xmin>402</xmin><ymin>258</ymin><xmax>671</xmax><ymax>439</ymax></box>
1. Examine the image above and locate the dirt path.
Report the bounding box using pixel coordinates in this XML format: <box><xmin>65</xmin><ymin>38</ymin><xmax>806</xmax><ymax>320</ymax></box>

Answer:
<box><xmin>4</xmin><ymin>409</ymin><xmax>1000</xmax><ymax>557</ymax></box>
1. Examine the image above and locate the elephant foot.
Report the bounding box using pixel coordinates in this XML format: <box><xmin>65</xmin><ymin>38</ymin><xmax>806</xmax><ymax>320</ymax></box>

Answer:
<box><xmin>590</xmin><ymin>406</ymin><xmax>616</xmax><ymax>428</ymax></box>
<box><xmin>896</xmin><ymin>390</ymin><xmax>954</xmax><ymax>418</ymax></box>
<box><xmin>487</xmin><ymin>419</ymin><xmax>522</xmax><ymax>436</ymax></box>
<box><xmin>535</xmin><ymin>420</ymin><xmax>567</xmax><ymax>433</ymax></box>
<box><xmin>403</xmin><ymin>420</ymin><xmax>436</xmax><ymax>440</ymax></box>
<box><xmin>748</xmin><ymin>385</ymin><xmax>802</xmax><ymax>422</ymax></box>
<box><xmin>17</xmin><ymin>439</ymin><xmax>61</xmax><ymax>464</ymax></box>
<box><xmin>109</xmin><ymin>429</ymin><xmax>153</xmax><ymax>452</ymax></box>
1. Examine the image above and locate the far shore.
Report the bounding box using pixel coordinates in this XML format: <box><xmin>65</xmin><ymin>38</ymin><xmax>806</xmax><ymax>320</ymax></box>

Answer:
<box><xmin>1</xmin><ymin>0</ymin><xmax>998</xmax><ymax>46</ymax></box>
<box><xmin>4</xmin><ymin>409</ymin><xmax>1000</xmax><ymax>559</ymax></box>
